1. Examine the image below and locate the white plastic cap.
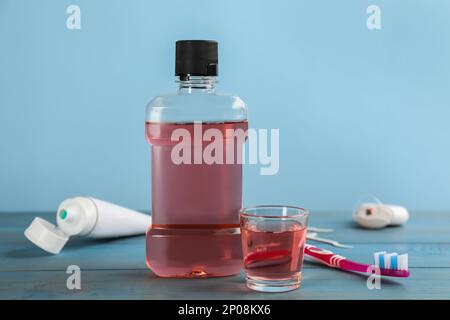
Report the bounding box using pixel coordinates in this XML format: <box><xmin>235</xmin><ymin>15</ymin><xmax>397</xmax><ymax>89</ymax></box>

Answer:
<box><xmin>354</xmin><ymin>203</ymin><xmax>409</xmax><ymax>229</ymax></box>
<box><xmin>24</xmin><ymin>217</ymin><xmax>69</xmax><ymax>254</ymax></box>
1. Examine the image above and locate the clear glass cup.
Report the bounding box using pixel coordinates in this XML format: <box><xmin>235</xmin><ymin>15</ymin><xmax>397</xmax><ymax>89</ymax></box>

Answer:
<box><xmin>240</xmin><ymin>206</ymin><xmax>309</xmax><ymax>293</ymax></box>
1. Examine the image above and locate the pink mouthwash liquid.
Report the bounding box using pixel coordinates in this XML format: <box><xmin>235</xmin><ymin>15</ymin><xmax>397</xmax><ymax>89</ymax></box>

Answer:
<box><xmin>242</xmin><ymin>222</ymin><xmax>307</xmax><ymax>280</ymax></box>
<box><xmin>146</xmin><ymin>121</ymin><xmax>248</xmax><ymax>278</ymax></box>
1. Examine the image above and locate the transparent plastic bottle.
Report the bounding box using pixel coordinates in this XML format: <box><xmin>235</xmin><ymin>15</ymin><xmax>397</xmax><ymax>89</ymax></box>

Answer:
<box><xmin>145</xmin><ymin>40</ymin><xmax>248</xmax><ymax>278</ymax></box>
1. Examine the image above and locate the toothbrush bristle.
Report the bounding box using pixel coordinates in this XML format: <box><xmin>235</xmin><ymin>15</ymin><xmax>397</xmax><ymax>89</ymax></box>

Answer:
<box><xmin>398</xmin><ymin>253</ymin><xmax>408</xmax><ymax>271</ymax></box>
<box><xmin>390</xmin><ymin>253</ymin><xmax>398</xmax><ymax>270</ymax></box>
<box><xmin>373</xmin><ymin>251</ymin><xmax>386</xmax><ymax>268</ymax></box>
<box><xmin>373</xmin><ymin>251</ymin><xmax>408</xmax><ymax>272</ymax></box>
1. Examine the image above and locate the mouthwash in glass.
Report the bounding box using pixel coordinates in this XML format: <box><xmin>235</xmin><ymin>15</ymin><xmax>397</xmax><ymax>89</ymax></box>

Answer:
<box><xmin>145</xmin><ymin>40</ymin><xmax>248</xmax><ymax>278</ymax></box>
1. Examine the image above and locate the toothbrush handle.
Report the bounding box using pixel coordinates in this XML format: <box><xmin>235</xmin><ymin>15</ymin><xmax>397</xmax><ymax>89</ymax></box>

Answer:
<box><xmin>304</xmin><ymin>244</ymin><xmax>409</xmax><ymax>277</ymax></box>
<box><xmin>304</xmin><ymin>244</ymin><xmax>365</xmax><ymax>270</ymax></box>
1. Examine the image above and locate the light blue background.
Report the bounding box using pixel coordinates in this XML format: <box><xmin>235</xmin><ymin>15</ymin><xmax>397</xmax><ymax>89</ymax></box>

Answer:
<box><xmin>1</xmin><ymin>0</ymin><xmax>449</xmax><ymax>212</ymax></box>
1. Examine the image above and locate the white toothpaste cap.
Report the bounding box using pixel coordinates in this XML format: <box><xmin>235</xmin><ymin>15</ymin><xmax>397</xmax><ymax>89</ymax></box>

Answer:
<box><xmin>24</xmin><ymin>197</ymin><xmax>98</xmax><ymax>254</ymax></box>
<box><xmin>24</xmin><ymin>217</ymin><xmax>69</xmax><ymax>254</ymax></box>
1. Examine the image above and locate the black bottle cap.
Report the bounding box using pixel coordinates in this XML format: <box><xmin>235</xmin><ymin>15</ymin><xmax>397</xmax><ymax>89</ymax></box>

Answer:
<box><xmin>175</xmin><ymin>40</ymin><xmax>218</xmax><ymax>77</ymax></box>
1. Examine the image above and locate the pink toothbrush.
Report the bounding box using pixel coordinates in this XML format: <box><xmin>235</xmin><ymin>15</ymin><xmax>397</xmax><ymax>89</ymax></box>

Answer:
<box><xmin>304</xmin><ymin>244</ymin><xmax>410</xmax><ymax>278</ymax></box>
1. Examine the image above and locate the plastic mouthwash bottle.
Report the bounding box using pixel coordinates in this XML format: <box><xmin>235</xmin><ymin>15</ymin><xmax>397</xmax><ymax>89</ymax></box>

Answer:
<box><xmin>145</xmin><ymin>40</ymin><xmax>248</xmax><ymax>278</ymax></box>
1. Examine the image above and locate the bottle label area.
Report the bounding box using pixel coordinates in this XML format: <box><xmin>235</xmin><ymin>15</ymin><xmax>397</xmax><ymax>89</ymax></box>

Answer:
<box><xmin>146</xmin><ymin>121</ymin><xmax>248</xmax><ymax>277</ymax></box>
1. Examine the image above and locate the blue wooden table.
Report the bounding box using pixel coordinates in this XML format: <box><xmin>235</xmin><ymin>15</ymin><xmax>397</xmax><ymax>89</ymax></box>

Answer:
<box><xmin>1</xmin><ymin>211</ymin><xmax>449</xmax><ymax>299</ymax></box>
